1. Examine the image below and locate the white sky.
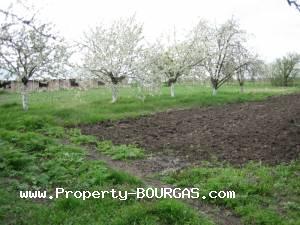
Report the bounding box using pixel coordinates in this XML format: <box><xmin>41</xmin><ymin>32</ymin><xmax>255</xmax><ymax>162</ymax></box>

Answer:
<box><xmin>1</xmin><ymin>0</ymin><xmax>300</xmax><ymax>62</ymax></box>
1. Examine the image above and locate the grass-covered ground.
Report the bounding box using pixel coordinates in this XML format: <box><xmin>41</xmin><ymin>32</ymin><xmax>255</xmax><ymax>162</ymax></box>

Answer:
<box><xmin>0</xmin><ymin>83</ymin><xmax>299</xmax><ymax>225</ymax></box>
<box><xmin>163</xmin><ymin>161</ymin><xmax>300</xmax><ymax>225</ymax></box>
<box><xmin>0</xmin><ymin>119</ymin><xmax>212</xmax><ymax>225</ymax></box>
<box><xmin>1</xmin><ymin>83</ymin><xmax>299</xmax><ymax>127</ymax></box>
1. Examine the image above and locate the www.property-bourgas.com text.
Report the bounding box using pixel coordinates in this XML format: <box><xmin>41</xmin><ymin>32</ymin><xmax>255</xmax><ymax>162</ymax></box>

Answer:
<box><xmin>19</xmin><ymin>188</ymin><xmax>236</xmax><ymax>201</ymax></box>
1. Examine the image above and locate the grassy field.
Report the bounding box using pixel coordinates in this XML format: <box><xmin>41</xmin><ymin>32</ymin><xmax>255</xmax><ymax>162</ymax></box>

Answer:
<box><xmin>1</xmin><ymin>83</ymin><xmax>299</xmax><ymax>126</ymax></box>
<box><xmin>0</xmin><ymin>83</ymin><xmax>299</xmax><ymax>225</ymax></box>
<box><xmin>163</xmin><ymin>161</ymin><xmax>300</xmax><ymax>225</ymax></box>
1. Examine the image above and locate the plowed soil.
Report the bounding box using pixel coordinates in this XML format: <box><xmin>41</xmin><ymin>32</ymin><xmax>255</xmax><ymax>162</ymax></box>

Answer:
<box><xmin>80</xmin><ymin>94</ymin><xmax>300</xmax><ymax>167</ymax></box>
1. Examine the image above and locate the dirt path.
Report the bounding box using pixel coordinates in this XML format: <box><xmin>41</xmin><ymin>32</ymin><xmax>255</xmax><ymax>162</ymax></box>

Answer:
<box><xmin>85</xmin><ymin>145</ymin><xmax>242</xmax><ymax>225</ymax></box>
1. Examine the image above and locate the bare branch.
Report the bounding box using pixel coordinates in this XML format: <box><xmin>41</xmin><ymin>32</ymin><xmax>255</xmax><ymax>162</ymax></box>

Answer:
<box><xmin>287</xmin><ymin>0</ymin><xmax>300</xmax><ymax>11</ymax></box>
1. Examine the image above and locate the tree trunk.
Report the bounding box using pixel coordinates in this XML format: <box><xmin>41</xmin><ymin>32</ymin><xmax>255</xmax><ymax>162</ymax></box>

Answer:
<box><xmin>283</xmin><ymin>76</ymin><xmax>288</xmax><ymax>87</ymax></box>
<box><xmin>212</xmin><ymin>87</ymin><xmax>217</xmax><ymax>96</ymax></box>
<box><xmin>210</xmin><ymin>78</ymin><xmax>218</xmax><ymax>96</ymax></box>
<box><xmin>21</xmin><ymin>84</ymin><xmax>29</xmax><ymax>111</ymax></box>
<box><xmin>137</xmin><ymin>85</ymin><xmax>145</xmax><ymax>102</ymax></box>
<box><xmin>170</xmin><ymin>82</ymin><xmax>175</xmax><ymax>97</ymax></box>
<box><xmin>240</xmin><ymin>84</ymin><xmax>244</xmax><ymax>93</ymax></box>
<box><xmin>111</xmin><ymin>84</ymin><xmax>118</xmax><ymax>103</ymax></box>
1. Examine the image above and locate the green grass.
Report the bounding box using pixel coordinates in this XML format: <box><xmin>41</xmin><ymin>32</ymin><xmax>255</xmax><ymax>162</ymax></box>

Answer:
<box><xmin>1</xmin><ymin>83</ymin><xmax>299</xmax><ymax>127</ymax></box>
<box><xmin>0</xmin><ymin>83</ymin><xmax>299</xmax><ymax>225</ymax></box>
<box><xmin>163</xmin><ymin>161</ymin><xmax>300</xmax><ymax>225</ymax></box>
<box><xmin>0</xmin><ymin>127</ymin><xmax>211</xmax><ymax>225</ymax></box>
<box><xmin>0</xmin><ymin>188</ymin><xmax>212</xmax><ymax>225</ymax></box>
<box><xmin>113</xmin><ymin>199</ymin><xmax>213</xmax><ymax>225</ymax></box>
<box><xmin>67</xmin><ymin>129</ymin><xmax>145</xmax><ymax>160</ymax></box>
<box><xmin>97</xmin><ymin>140</ymin><xmax>145</xmax><ymax>160</ymax></box>
<box><xmin>68</xmin><ymin>128</ymin><xmax>98</xmax><ymax>145</ymax></box>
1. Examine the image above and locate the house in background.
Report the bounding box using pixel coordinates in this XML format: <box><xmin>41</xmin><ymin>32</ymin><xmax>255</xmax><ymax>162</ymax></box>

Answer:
<box><xmin>0</xmin><ymin>68</ymin><xmax>105</xmax><ymax>92</ymax></box>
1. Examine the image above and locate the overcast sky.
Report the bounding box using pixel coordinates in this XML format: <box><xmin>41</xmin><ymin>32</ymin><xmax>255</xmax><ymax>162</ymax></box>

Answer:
<box><xmin>1</xmin><ymin>0</ymin><xmax>300</xmax><ymax>62</ymax></box>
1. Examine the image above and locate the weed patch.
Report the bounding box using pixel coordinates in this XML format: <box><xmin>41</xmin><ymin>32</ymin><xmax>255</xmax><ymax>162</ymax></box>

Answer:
<box><xmin>97</xmin><ymin>140</ymin><xmax>145</xmax><ymax>160</ymax></box>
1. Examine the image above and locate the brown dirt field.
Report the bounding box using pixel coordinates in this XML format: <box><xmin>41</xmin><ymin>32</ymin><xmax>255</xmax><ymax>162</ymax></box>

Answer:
<box><xmin>80</xmin><ymin>94</ymin><xmax>300</xmax><ymax>168</ymax></box>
